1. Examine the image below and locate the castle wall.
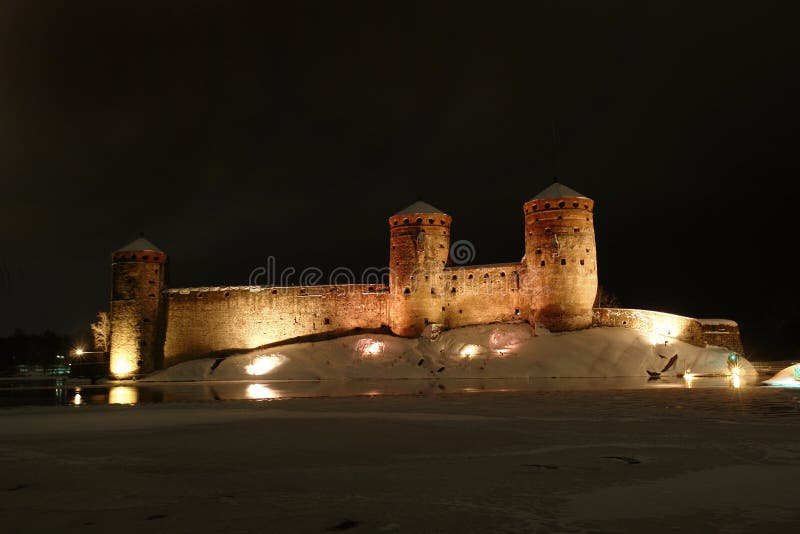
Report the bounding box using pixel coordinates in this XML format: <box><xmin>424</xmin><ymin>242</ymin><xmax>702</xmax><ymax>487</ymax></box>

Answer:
<box><xmin>109</xmin><ymin>251</ymin><xmax>167</xmax><ymax>377</ymax></box>
<box><xmin>524</xmin><ymin>196</ymin><xmax>597</xmax><ymax>330</ymax></box>
<box><xmin>163</xmin><ymin>285</ymin><xmax>388</xmax><ymax>364</ymax></box>
<box><xmin>592</xmin><ymin>308</ymin><xmax>745</xmax><ymax>354</ymax></box>
<box><xmin>443</xmin><ymin>263</ymin><xmax>528</xmax><ymax>327</ymax></box>
<box><xmin>388</xmin><ymin>212</ymin><xmax>452</xmax><ymax>336</ymax></box>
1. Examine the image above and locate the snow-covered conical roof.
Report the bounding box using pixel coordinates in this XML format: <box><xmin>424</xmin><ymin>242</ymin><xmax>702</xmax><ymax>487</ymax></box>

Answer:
<box><xmin>116</xmin><ymin>237</ymin><xmax>163</xmax><ymax>253</ymax></box>
<box><xmin>393</xmin><ymin>201</ymin><xmax>448</xmax><ymax>216</ymax></box>
<box><xmin>530</xmin><ymin>182</ymin><xmax>587</xmax><ymax>201</ymax></box>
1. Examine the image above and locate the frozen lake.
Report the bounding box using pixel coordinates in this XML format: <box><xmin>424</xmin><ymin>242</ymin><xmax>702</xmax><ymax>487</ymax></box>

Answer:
<box><xmin>1</xmin><ymin>372</ymin><xmax>799</xmax><ymax>533</ymax></box>
<box><xmin>0</xmin><ymin>364</ymin><xmax>797</xmax><ymax>411</ymax></box>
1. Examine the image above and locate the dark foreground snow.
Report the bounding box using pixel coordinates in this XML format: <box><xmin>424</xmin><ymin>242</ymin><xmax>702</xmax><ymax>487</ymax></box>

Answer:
<box><xmin>1</xmin><ymin>386</ymin><xmax>798</xmax><ymax>533</ymax></box>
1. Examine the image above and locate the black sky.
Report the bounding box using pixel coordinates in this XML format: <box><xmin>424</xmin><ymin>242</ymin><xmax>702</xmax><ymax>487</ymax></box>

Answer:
<box><xmin>1</xmin><ymin>1</ymin><xmax>799</xmax><ymax>359</ymax></box>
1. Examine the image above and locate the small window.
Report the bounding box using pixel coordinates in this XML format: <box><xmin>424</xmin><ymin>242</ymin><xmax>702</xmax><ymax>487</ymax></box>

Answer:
<box><xmin>536</xmin><ymin>249</ymin><xmax>542</xmax><ymax>255</ymax></box>
<box><xmin>324</xmin><ymin>318</ymin><xmax>331</xmax><ymax>325</ymax></box>
<box><xmin>484</xmin><ymin>273</ymin><xmax>489</xmax><ymax>278</ymax></box>
<box><xmin>368</xmin><ymin>286</ymin><xmax>375</xmax><ymax>291</ymax></box>
<box><xmin>580</xmin><ymin>259</ymin><xmax>585</xmax><ymax>265</ymax></box>
<box><xmin>544</xmin><ymin>202</ymin><xmax>551</xmax><ymax>209</ymax></box>
<box><xmin>404</xmin><ymin>287</ymin><xmax>411</xmax><ymax>295</ymax></box>
<box><xmin>468</xmin><ymin>274</ymin><xmax>474</xmax><ymax>279</ymax></box>
<box><xmin>572</xmin><ymin>201</ymin><xmax>579</xmax><ymax>208</ymax></box>
<box><xmin>142</xmin><ymin>255</ymin><xmax>149</xmax><ymax>261</ymax></box>
<box><xmin>458</xmin><ymin>309</ymin><xmax>463</xmax><ymax>314</ymax></box>
<box><xmin>416</xmin><ymin>217</ymin><xmax>423</xmax><ymax>224</ymax></box>
<box><xmin>452</xmin><ymin>275</ymin><xmax>457</xmax><ymax>280</ymax></box>
<box><xmin>561</xmin><ymin>259</ymin><xmax>566</xmax><ymax>265</ymax></box>
<box><xmin>441</xmin><ymin>306</ymin><xmax>446</xmax><ymax>311</ymax></box>
<box><xmin>532</xmin><ymin>204</ymin><xmax>538</xmax><ymax>211</ymax></box>
<box><xmin>574</xmin><ymin>228</ymin><xmax>579</xmax><ymax>233</ymax></box>
<box><xmin>272</xmin><ymin>289</ymin><xmax>278</xmax><ymax>294</ymax></box>
<box><xmin>558</xmin><ymin>201</ymin><xmax>565</xmax><ymax>208</ymax></box>
<box><xmin>515</xmin><ymin>308</ymin><xmax>520</xmax><ymax>316</ymax></box>
<box><xmin>545</xmin><ymin>227</ymin><xmax>551</xmax><ymax>234</ymax></box>
<box><xmin>500</xmin><ymin>272</ymin><xmax>506</xmax><ymax>277</ymax></box>
<box><xmin>431</xmin><ymin>288</ymin><xmax>436</xmax><ymax>295</ymax></box>
<box><xmin>440</xmin><ymin>220</ymin><xmax>446</xmax><ymax>225</ymax></box>
<box><xmin>584</xmin><ymin>204</ymin><xmax>589</xmax><ymax>209</ymax></box>
<box><xmin>540</xmin><ymin>261</ymin><xmax>545</xmax><ymax>267</ymax></box>
<box><xmin>224</xmin><ymin>291</ymin><xmax>230</xmax><ymax>297</ymax></box>
<box><xmin>557</xmin><ymin>215</ymin><xmax>562</xmax><ymax>220</ymax></box>
<box><xmin>428</xmin><ymin>218</ymin><xmax>434</xmax><ymax>224</ymax></box>
<box><xmin>451</xmin><ymin>287</ymin><xmax>456</xmax><ymax>294</ymax></box>
<box><xmin>403</xmin><ymin>218</ymin><xmax>409</xmax><ymax>224</ymax></box>
<box><xmin>393</xmin><ymin>220</ymin><xmax>398</xmax><ymax>226</ymax></box>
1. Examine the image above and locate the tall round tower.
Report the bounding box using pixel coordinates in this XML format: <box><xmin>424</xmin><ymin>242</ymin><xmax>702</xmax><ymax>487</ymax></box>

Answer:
<box><xmin>523</xmin><ymin>182</ymin><xmax>597</xmax><ymax>331</ymax></box>
<box><xmin>109</xmin><ymin>237</ymin><xmax>168</xmax><ymax>378</ymax></box>
<box><xmin>389</xmin><ymin>201</ymin><xmax>452</xmax><ymax>337</ymax></box>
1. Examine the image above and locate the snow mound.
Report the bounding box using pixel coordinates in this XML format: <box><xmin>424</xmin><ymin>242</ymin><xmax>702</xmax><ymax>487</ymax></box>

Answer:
<box><xmin>141</xmin><ymin>324</ymin><xmax>755</xmax><ymax>382</ymax></box>
<box><xmin>763</xmin><ymin>363</ymin><xmax>800</xmax><ymax>387</ymax></box>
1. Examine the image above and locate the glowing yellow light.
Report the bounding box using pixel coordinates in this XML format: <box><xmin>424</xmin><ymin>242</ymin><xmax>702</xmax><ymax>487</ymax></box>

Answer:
<box><xmin>683</xmin><ymin>370</ymin><xmax>694</xmax><ymax>387</ymax></box>
<box><xmin>245</xmin><ymin>355</ymin><xmax>284</xmax><ymax>376</ymax></box>
<box><xmin>73</xmin><ymin>393</ymin><xmax>83</xmax><ymax>405</ymax></box>
<box><xmin>74</xmin><ymin>348</ymin><xmax>84</xmax><ymax>356</ymax></box>
<box><xmin>363</xmin><ymin>341</ymin><xmax>384</xmax><ymax>356</ymax></box>
<box><xmin>731</xmin><ymin>366</ymin><xmax>741</xmax><ymax>377</ymax></box>
<box><xmin>732</xmin><ymin>374</ymin><xmax>742</xmax><ymax>389</ymax></box>
<box><xmin>460</xmin><ymin>344</ymin><xmax>482</xmax><ymax>358</ymax></box>
<box><xmin>110</xmin><ymin>354</ymin><xmax>137</xmax><ymax>378</ymax></box>
<box><xmin>246</xmin><ymin>383</ymin><xmax>279</xmax><ymax>400</ymax></box>
<box><xmin>108</xmin><ymin>386</ymin><xmax>138</xmax><ymax>405</ymax></box>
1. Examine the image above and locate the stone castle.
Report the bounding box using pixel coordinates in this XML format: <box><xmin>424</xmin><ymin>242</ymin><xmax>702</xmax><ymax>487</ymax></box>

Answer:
<box><xmin>108</xmin><ymin>183</ymin><xmax>742</xmax><ymax>378</ymax></box>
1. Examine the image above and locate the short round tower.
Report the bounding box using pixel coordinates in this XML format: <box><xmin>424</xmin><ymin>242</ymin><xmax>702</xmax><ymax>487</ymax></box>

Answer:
<box><xmin>109</xmin><ymin>238</ymin><xmax>168</xmax><ymax>378</ymax></box>
<box><xmin>523</xmin><ymin>182</ymin><xmax>597</xmax><ymax>331</ymax></box>
<box><xmin>388</xmin><ymin>201</ymin><xmax>452</xmax><ymax>336</ymax></box>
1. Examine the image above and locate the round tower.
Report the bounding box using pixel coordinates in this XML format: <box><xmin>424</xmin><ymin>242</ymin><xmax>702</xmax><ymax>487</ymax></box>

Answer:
<box><xmin>109</xmin><ymin>237</ymin><xmax>168</xmax><ymax>378</ymax></box>
<box><xmin>388</xmin><ymin>201</ymin><xmax>452</xmax><ymax>337</ymax></box>
<box><xmin>523</xmin><ymin>182</ymin><xmax>597</xmax><ymax>331</ymax></box>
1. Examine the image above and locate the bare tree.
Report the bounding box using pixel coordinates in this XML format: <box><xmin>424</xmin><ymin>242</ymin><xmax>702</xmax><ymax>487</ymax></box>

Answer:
<box><xmin>594</xmin><ymin>285</ymin><xmax>621</xmax><ymax>308</ymax></box>
<box><xmin>90</xmin><ymin>312</ymin><xmax>110</xmax><ymax>352</ymax></box>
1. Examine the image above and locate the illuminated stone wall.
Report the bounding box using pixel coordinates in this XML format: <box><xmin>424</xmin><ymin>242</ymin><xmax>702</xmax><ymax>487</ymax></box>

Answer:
<box><xmin>523</xmin><ymin>196</ymin><xmax>598</xmax><ymax>331</ymax></box>
<box><xmin>109</xmin><ymin>251</ymin><xmax>167</xmax><ymax>377</ymax></box>
<box><xmin>162</xmin><ymin>285</ymin><xmax>389</xmax><ymax>364</ymax></box>
<box><xmin>592</xmin><ymin>308</ymin><xmax>745</xmax><ymax>354</ymax></box>
<box><xmin>388</xmin><ymin>211</ymin><xmax>452</xmax><ymax>336</ymax></box>
<box><xmin>443</xmin><ymin>264</ymin><xmax>528</xmax><ymax>327</ymax></box>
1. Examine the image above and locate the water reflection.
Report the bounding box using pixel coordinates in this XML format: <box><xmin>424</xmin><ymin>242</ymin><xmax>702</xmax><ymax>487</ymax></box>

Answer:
<box><xmin>245</xmin><ymin>383</ymin><xmax>279</xmax><ymax>400</ymax></box>
<box><xmin>108</xmin><ymin>386</ymin><xmax>138</xmax><ymax>405</ymax></box>
<box><xmin>0</xmin><ymin>373</ymin><xmax>782</xmax><ymax>408</ymax></box>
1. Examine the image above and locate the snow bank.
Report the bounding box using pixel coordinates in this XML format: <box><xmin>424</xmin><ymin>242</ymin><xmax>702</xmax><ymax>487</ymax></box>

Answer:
<box><xmin>763</xmin><ymin>363</ymin><xmax>800</xmax><ymax>387</ymax></box>
<box><xmin>142</xmin><ymin>324</ymin><xmax>755</xmax><ymax>382</ymax></box>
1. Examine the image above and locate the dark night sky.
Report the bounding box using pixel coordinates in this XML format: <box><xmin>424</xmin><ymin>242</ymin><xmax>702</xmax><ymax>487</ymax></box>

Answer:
<box><xmin>1</xmin><ymin>1</ymin><xmax>799</xmax><ymax>359</ymax></box>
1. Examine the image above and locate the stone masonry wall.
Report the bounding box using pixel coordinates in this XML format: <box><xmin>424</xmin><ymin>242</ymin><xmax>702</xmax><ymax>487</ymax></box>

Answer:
<box><xmin>163</xmin><ymin>284</ymin><xmax>388</xmax><ymax>364</ymax></box>
<box><xmin>443</xmin><ymin>263</ymin><xmax>528</xmax><ymax>327</ymax></box>
<box><xmin>592</xmin><ymin>308</ymin><xmax>745</xmax><ymax>354</ymax></box>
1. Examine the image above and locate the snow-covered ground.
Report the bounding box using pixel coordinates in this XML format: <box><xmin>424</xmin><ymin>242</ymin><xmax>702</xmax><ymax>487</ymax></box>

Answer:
<box><xmin>143</xmin><ymin>324</ymin><xmax>755</xmax><ymax>382</ymax></box>
<box><xmin>1</xmin><ymin>386</ymin><xmax>798</xmax><ymax>533</ymax></box>
<box><xmin>763</xmin><ymin>362</ymin><xmax>800</xmax><ymax>387</ymax></box>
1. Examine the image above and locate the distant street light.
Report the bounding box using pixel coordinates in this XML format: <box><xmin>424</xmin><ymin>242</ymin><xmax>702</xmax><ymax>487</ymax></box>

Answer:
<box><xmin>73</xmin><ymin>348</ymin><xmax>104</xmax><ymax>357</ymax></box>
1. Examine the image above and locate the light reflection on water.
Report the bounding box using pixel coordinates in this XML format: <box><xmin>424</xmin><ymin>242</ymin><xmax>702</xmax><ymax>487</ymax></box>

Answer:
<box><xmin>0</xmin><ymin>373</ymin><xmax>786</xmax><ymax>409</ymax></box>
